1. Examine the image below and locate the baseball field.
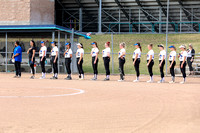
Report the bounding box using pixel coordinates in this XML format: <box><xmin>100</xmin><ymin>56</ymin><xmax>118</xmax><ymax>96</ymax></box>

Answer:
<box><xmin>0</xmin><ymin>73</ymin><xmax>199</xmax><ymax>133</ymax></box>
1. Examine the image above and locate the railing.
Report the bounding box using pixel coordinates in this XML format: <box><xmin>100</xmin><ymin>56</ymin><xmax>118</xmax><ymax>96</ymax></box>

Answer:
<box><xmin>109</xmin><ymin>22</ymin><xmax>200</xmax><ymax>33</ymax></box>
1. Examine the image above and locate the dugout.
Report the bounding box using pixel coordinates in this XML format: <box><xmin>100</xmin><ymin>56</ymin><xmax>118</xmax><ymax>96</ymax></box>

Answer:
<box><xmin>0</xmin><ymin>25</ymin><xmax>86</xmax><ymax>74</ymax></box>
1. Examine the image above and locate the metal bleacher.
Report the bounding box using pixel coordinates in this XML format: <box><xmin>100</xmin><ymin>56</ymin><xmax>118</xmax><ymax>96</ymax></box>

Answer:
<box><xmin>56</xmin><ymin>0</ymin><xmax>200</xmax><ymax>33</ymax></box>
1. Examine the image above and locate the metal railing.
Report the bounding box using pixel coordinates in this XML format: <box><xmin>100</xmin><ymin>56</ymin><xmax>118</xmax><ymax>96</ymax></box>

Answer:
<box><xmin>108</xmin><ymin>22</ymin><xmax>200</xmax><ymax>33</ymax></box>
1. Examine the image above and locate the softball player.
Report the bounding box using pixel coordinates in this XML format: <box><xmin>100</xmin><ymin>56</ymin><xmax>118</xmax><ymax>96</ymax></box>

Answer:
<box><xmin>50</xmin><ymin>41</ymin><xmax>59</xmax><ymax>79</ymax></box>
<box><xmin>64</xmin><ymin>43</ymin><xmax>73</xmax><ymax>80</ymax></box>
<box><xmin>157</xmin><ymin>44</ymin><xmax>166</xmax><ymax>83</ymax></box>
<box><xmin>179</xmin><ymin>45</ymin><xmax>188</xmax><ymax>84</ymax></box>
<box><xmin>39</xmin><ymin>41</ymin><xmax>47</xmax><ymax>79</ymax></box>
<box><xmin>133</xmin><ymin>43</ymin><xmax>142</xmax><ymax>82</ymax></box>
<box><xmin>187</xmin><ymin>44</ymin><xmax>195</xmax><ymax>75</ymax></box>
<box><xmin>12</xmin><ymin>41</ymin><xmax>22</xmax><ymax>78</ymax></box>
<box><xmin>91</xmin><ymin>42</ymin><xmax>99</xmax><ymax>80</ymax></box>
<box><xmin>118</xmin><ymin>42</ymin><xmax>126</xmax><ymax>81</ymax></box>
<box><xmin>102</xmin><ymin>42</ymin><xmax>111</xmax><ymax>81</ymax></box>
<box><xmin>27</xmin><ymin>40</ymin><xmax>36</xmax><ymax>79</ymax></box>
<box><xmin>76</xmin><ymin>43</ymin><xmax>84</xmax><ymax>80</ymax></box>
<box><xmin>146</xmin><ymin>44</ymin><xmax>154</xmax><ymax>83</ymax></box>
<box><xmin>168</xmin><ymin>45</ymin><xmax>176</xmax><ymax>83</ymax></box>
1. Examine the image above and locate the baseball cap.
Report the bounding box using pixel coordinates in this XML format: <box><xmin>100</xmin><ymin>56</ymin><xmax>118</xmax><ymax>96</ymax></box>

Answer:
<box><xmin>51</xmin><ymin>42</ymin><xmax>54</xmax><ymax>44</ymax></box>
<box><xmin>134</xmin><ymin>43</ymin><xmax>138</xmax><ymax>46</ymax></box>
<box><xmin>169</xmin><ymin>45</ymin><xmax>175</xmax><ymax>48</ymax></box>
<box><xmin>41</xmin><ymin>41</ymin><xmax>44</xmax><ymax>44</ymax></box>
<box><xmin>77</xmin><ymin>43</ymin><xmax>82</xmax><ymax>46</ymax></box>
<box><xmin>158</xmin><ymin>44</ymin><xmax>164</xmax><ymax>48</ymax></box>
<box><xmin>91</xmin><ymin>42</ymin><xmax>95</xmax><ymax>45</ymax></box>
<box><xmin>65</xmin><ymin>43</ymin><xmax>70</xmax><ymax>46</ymax></box>
<box><xmin>179</xmin><ymin>45</ymin><xmax>186</xmax><ymax>49</ymax></box>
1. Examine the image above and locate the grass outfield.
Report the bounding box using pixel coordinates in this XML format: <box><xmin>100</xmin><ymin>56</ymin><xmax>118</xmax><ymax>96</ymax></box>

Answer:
<box><xmin>78</xmin><ymin>34</ymin><xmax>200</xmax><ymax>75</ymax></box>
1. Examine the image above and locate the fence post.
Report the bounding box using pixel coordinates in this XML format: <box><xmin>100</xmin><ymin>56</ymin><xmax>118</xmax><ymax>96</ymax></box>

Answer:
<box><xmin>58</xmin><ymin>31</ymin><xmax>60</xmax><ymax>73</ymax></box>
<box><xmin>5</xmin><ymin>32</ymin><xmax>7</xmax><ymax>72</ymax></box>
<box><xmin>165</xmin><ymin>0</ymin><xmax>170</xmax><ymax>76</ymax></box>
<box><xmin>70</xmin><ymin>28</ymin><xmax>77</xmax><ymax>73</ymax></box>
<box><xmin>111</xmin><ymin>33</ymin><xmax>114</xmax><ymax>74</ymax></box>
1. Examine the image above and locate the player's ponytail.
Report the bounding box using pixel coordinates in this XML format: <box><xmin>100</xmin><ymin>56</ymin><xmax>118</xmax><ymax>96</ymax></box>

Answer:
<box><xmin>30</xmin><ymin>40</ymin><xmax>36</xmax><ymax>47</ymax></box>
<box><xmin>120</xmin><ymin>42</ymin><xmax>126</xmax><ymax>48</ymax></box>
<box><xmin>80</xmin><ymin>43</ymin><xmax>84</xmax><ymax>49</ymax></box>
<box><xmin>106</xmin><ymin>42</ymin><xmax>110</xmax><ymax>47</ymax></box>
<box><xmin>94</xmin><ymin>42</ymin><xmax>98</xmax><ymax>48</ymax></box>
<box><xmin>68</xmin><ymin>43</ymin><xmax>71</xmax><ymax>49</ymax></box>
<box><xmin>173</xmin><ymin>45</ymin><xmax>176</xmax><ymax>51</ymax></box>
<box><xmin>137</xmin><ymin>42</ymin><xmax>142</xmax><ymax>52</ymax></box>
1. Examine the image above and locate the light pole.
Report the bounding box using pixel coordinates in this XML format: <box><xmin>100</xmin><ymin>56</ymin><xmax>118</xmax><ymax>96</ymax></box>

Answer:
<box><xmin>165</xmin><ymin>0</ymin><xmax>170</xmax><ymax>76</ymax></box>
<box><xmin>98</xmin><ymin>0</ymin><xmax>102</xmax><ymax>33</ymax></box>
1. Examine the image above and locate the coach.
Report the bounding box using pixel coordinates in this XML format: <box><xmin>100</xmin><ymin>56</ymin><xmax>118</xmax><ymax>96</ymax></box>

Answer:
<box><xmin>12</xmin><ymin>41</ymin><xmax>22</xmax><ymax>78</ymax></box>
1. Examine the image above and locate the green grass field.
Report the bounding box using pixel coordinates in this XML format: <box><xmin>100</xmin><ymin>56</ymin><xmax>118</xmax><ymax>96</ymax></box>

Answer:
<box><xmin>78</xmin><ymin>34</ymin><xmax>200</xmax><ymax>75</ymax></box>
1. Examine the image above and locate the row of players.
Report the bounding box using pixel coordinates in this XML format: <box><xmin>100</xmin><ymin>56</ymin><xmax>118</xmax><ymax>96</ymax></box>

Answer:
<box><xmin>12</xmin><ymin>41</ymin><xmax>195</xmax><ymax>84</ymax></box>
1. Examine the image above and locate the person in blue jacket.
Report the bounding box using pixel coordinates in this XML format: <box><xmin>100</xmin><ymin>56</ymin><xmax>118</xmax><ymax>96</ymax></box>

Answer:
<box><xmin>12</xmin><ymin>41</ymin><xmax>22</xmax><ymax>78</ymax></box>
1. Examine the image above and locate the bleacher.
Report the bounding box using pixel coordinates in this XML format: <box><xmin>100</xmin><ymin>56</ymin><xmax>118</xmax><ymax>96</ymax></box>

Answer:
<box><xmin>58</xmin><ymin>0</ymin><xmax>200</xmax><ymax>33</ymax></box>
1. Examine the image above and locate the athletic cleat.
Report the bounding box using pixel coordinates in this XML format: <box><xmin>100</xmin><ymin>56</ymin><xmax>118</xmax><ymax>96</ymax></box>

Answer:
<box><xmin>50</xmin><ymin>76</ymin><xmax>55</xmax><ymax>79</ymax></box>
<box><xmin>51</xmin><ymin>76</ymin><xmax>58</xmax><ymax>80</ymax></box>
<box><xmin>180</xmin><ymin>81</ymin><xmax>185</xmax><ymax>84</ymax></box>
<box><xmin>30</xmin><ymin>76</ymin><xmax>35</xmax><ymax>79</ymax></box>
<box><xmin>104</xmin><ymin>78</ymin><xmax>110</xmax><ymax>81</ymax></box>
<box><xmin>133</xmin><ymin>80</ymin><xmax>139</xmax><ymax>82</ymax></box>
<box><xmin>157</xmin><ymin>80</ymin><xmax>164</xmax><ymax>83</ymax></box>
<box><xmin>147</xmin><ymin>80</ymin><xmax>153</xmax><ymax>83</ymax></box>
<box><xmin>169</xmin><ymin>81</ymin><xmax>175</xmax><ymax>84</ymax></box>
<box><xmin>40</xmin><ymin>76</ymin><xmax>45</xmax><ymax>79</ymax></box>
<box><xmin>91</xmin><ymin>77</ymin><xmax>97</xmax><ymax>81</ymax></box>
<box><xmin>13</xmin><ymin>75</ymin><xmax>18</xmax><ymax>78</ymax></box>
<box><xmin>65</xmin><ymin>76</ymin><xmax>72</xmax><ymax>80</ymax></box>
<box><xmin>118</xmin><ymin>79</ymin><xmax>124</xmax><ymax>82</ymax></box>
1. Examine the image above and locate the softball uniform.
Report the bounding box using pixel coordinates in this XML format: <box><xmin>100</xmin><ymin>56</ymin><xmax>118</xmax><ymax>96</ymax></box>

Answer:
<box><xmin>179</xmin><ymin>50</ymin><xmax>188</xmax><ymax>79</ymax></box>
<box><xmin>76</xmin><ymin>48</ymin><xmax>84</xmax><ymax>79</ymax></box>
<box><xmin>103</xmin><ymin>47</ymin><xmax>111</xmax><ymax>80</ymax></box>
<box><xmin>159</xmin><ymin>50</ymin><xmax>166</xmax><ymax>80</ymax></box>
<box><xmin>51</xmin><ymin>46</ymin><xmax>59</xmax><ymax>78</ymax></box>
<box><xmin>118</xmin><ymin>48</ymin><xmax>126</xmax><ymax>80</ymax></box>
<box><xmin>65</xmin><ymin>47</ymin><xmax>73</xmax><ymax>79</ymax></box>
<box><xmin>169</xmin><ymin>50</ymin><xmax>176</xmax><ymax>82</ymax></box>
<box><xmin>147</xmin><ymin>49</ymin><xmax>154</xmax><ymax>80</ymax></box>
<box><xmin>133</xmin><ymin>48</ymin><xmax>141</xmax><ymax>79</ymax></box>
<box><xmin>91</xmin><ymin>47</ymin><xmax>99</xmax><ymax>79</ymax></box>
<box><xmin>39</xmin><ymin>45</ymin><xmax>47</xmax><ymax>78</ymax></box>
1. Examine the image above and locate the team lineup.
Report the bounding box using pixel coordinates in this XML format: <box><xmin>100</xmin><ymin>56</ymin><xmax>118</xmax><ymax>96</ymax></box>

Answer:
<box><xmin>12</xmin><ymin>40</ymin><xmax>195</xmax><ymax>84</ymax></box>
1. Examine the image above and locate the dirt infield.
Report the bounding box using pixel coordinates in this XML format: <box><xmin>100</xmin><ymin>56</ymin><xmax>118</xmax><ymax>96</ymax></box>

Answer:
<box><xmin>0</xmin><ymin>73</ymin><xmax>200</xmax><ymax>133</ymax></box>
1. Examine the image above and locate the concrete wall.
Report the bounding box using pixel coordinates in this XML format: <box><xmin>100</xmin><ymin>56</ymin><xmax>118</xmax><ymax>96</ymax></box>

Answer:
<box><xmin>0</xmin><ymin>0</ymin><xmax>31</xmax><ymax>25</ymax></box>
<box><xmin>0</xmin><ymin>0</ymin><xmax>54</xmax><ymax>25</ymax></box>
<box><xmin>30</xmin><ymin>0</ymin><xmax>54</xmax><ymax>25</ymax></box>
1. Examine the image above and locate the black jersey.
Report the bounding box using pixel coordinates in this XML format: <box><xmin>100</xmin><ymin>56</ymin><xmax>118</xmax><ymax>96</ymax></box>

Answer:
<box><xmin>29</xmin><ymin>47</ymin><xmax>36</xmax><ymax>59</ymax></box>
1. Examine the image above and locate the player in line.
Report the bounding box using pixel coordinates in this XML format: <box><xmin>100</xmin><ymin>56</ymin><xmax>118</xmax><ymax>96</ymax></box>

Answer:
<box><xmin>102</xmin><ymin>42</ymin><xmax>111</xmax><ymax>81</ymax></box>
<box><xmin>64</xmin><ymin>43</ymin><xmax>73</xmax><ymax>80</ymax></box>
<box><xmin>50</xmin><ymin>41</ymin><xmax>59</xmax><ymax>79</ymax></box>
<box><xmin>133</xmin><ymin>43</ymin><xmax>142</xmax><ymax>82</ymax></box>
<box><xmin>15</xmin><ymin>40</ymin><xmax>192</xmax><ymax>84</ymax></box>
<box><xmin>118</xmin><ymin>42</ymin><xmax>126</xmax><ymax>81</ymax></box>
<box><xmin>27</xmin><ymin>40</ymin><xmax>36</xmax><ymax>79</ymax></box>
<box><xmin>39</xmin><ymin>41</ymin><xmax>47</xmax><ymax>79</ymax></box>
<box><xmin>76</xmin><ymin>43</ymin><xmax>84</xmax><ymax>80</ymax></box>
<box><xmin>157</xmin><ymin>44</ymin><xmax>166</xmax><ymax>83</ymax></box>
<box><xmin>91</xmin><ymin>42</ymin><xmax>99</xmax><ymax>80</ymax></box>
